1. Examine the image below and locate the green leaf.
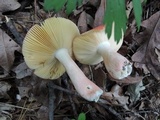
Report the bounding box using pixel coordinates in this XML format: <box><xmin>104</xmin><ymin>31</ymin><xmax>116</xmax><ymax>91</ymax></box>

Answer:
<box><xmin>104</xmin><ymin>0</ymin><xmax>127</xmax><ymax>44</ymax></box>
<box><xmin>44</xmin><ymin>0</ymin><xmax>55</xmax><ymax>11</ymax></box>
<box><xmin>44</xmin><ymin>0</ymin><xmax>83</xmax><ymax>14</ymax></box>
<box><xmin>44</xmin><ymin>0</ymin><xmax>66</xmax><ymax>11</ymax></box>
<box><xmin>66</xmin><ymin>0</ymin><xmax>77</xmax><ymax>15</ymax></box>
<box><xmin>132</xmin><ymin>0</ymin><xmax>142</xmax><ymax>31</ymax></box>
<box><xmin>77</xmin><ymin>0</ymin><xmax>83</xmax><ymax>6</ymax></box>
<box><xmin>78</xmin><ymin>113</ymin><xmax>86</xmax><ymax>120</ymax></box>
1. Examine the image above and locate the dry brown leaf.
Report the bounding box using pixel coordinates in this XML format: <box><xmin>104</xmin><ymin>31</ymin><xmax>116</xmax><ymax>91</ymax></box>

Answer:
<box><xmin>93</xmin><ymin>0</ymin><xmax>106</xmax><ymax>27</ymax></box>
<box><xmin>13</xmin><ymin>62</ymin><xmax>33</xmax><ymax>79</ymax></box>
<box><xmin>0</xmin><ymin>0</ymin><xmax>20</xmax><ymax>13</ymax></box>
<box><xmin>92</xmin><ymin>67</ymin><xmax>106</xmax><ymax>89</ymax></box>
<box><xmin>132</xmin><ymin>11</ymin><xmax>160</xmax><ymax>80</ymax></box>
<box><xmin>110</xmin><ymin>76</ymin><xmax>143</xmax><ymax>84</ymax></box>
<box><xmin>126</xmin><ymin>81</ymin><xmax>145</xmax><ymax>102</ymax></box>
<box><xmin>102</xmin><ymin>85</ymin><xmax>129</xmax><ymax>109</ymax></box>
<box><xmin>86</xmin><ymin>13</ymin><xmax>94</xmax><ymax>27</ymax></box>
<box><xmin>78</xmin><ymin>10</ymin><xmax>94</xmax><ymax>33</ymax></box>
<box><xmin>0</xmin><ymin>28</ymin><xmax>20</xmax><ymax>72</ymax></box>
<box><xmin>78</xmin><ymin>11</ymin><xmax>88</xmax><ymax>33</ymax></box>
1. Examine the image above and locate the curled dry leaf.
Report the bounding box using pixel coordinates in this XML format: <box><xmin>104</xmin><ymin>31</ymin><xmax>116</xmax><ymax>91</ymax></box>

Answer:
<box><xmin>0</xmin><ymin>28</ymin><xmax>20</xmax><ymax>72</ymax></box>
<box><xmin>0</xmin><ymin>0</ymin><xmax>20</xmax><ymax>13</ymax></box>
<box><xmin>132</xmin><ymin>11</ymin><xmax>160</xmax><ymax>80</ymax></box>
<box><xmin>102</xmin><ymin>85</ymin><xmax>129</xmax><ymax>108</ymax></box>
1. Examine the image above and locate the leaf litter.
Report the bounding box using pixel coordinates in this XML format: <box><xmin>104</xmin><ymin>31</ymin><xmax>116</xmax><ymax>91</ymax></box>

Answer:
<box><xmin>0</xmin><ymin>0</ymin><xmax>159</xmax><ymax>120</ymax></box>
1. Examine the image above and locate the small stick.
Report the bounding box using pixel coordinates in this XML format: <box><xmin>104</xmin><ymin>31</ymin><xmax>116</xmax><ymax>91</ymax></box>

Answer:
<box><xmin>50</xmin><ymin>82</ymin><xmax>79</xmax><ymax>96</ymax></box>
<box><xmin>5</xmin><ymin>16</ymin><xmax>24</xmax><ymax>46</ymax></box>
<box><xmin>48</xmin><ymin>81</ymin><xmax>56</xmax><ymax>120</ymax></box>
<box><xmin>0</xmin><ymin>102</ymin><xmax>33</xmax><ymax>111</ymax></box>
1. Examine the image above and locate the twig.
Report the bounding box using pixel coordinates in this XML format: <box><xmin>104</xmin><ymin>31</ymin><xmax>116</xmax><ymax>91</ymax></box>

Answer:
<box><xmin>48</xmin><ymin>81</ymin><xmax>56</xmax><ymax>120</ymax></box>
<box><xmin>0</xmin><ymin>102</ymin><xmax>33</xmax><ymax>111</ymax></box>
<box><xmin>18</xmin><ymin>100</ymin><xmax>33</xmax><ymax>120</ymax></box>
<box><xmin>50</xmin><ymin>82</ymin><xmax>79</xmax><ymax>96</ymax></box>
<box><xmin>5</xmin><ymin>16</ymin><xmax>24</xmax><ymax>46</ymax></box>
<box><xmin>62</xmin><ymin>74</ymin><xmax>78</xmax><ymax>118</ymax></box>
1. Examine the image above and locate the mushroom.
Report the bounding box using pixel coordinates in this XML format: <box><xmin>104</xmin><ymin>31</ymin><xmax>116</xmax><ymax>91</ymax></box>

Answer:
<box><xmin>22</xmin><ymin>17</ymin><xmax>103</xmax><ymax>102</ymax></box>
<box><xmin>73</xmin><ymin>25</ymin><xmax>132</xmax><ymax>79</ymax></box>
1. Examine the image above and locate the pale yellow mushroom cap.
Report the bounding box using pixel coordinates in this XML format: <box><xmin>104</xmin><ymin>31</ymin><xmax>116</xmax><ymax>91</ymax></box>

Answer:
<box><xmin>22</xmin><ymin>17</ymin><xmax>80</xmax><ymax>79</ymax></box>
<box><xmin>73</xmin><ymin>25</ymin><xmax>123</xmax><ymax>65</ymax></box>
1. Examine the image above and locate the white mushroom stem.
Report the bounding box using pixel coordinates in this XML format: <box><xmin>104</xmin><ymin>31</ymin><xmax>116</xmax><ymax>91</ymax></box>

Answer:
<box><xmin>97</xmin><ymin>42</ymin><xmax>132</xmax><ymax>79</ymax></box>
<box><xmin>55</xmin><ymin>48</ymin><xmax>103</xmax><ymax>102</ymax></box>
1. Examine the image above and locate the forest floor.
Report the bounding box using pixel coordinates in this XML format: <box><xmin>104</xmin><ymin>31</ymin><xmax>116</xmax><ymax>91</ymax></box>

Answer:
<box><xmin>0</xmin><ymin>0</ymin><xmax>160</xmax><ymax>120</ymax></box>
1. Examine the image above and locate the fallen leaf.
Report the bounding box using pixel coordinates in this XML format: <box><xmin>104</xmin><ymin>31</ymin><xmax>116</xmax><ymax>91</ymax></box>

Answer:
<box><xmin>18</xmin><ymin>87</ymin><xmax>31</xmax><ymax>98</ymax></box>
<box><xmin>93</xmin><ymin>0</ymin><xmax>105</xmax><ymax>27</ymax></box>
<box><xmin>86</xmin><ymin>13</ymin><xmax>94</xmax><ymax>27</ymax></box>
<box><xmin>126</xmin><ymin>81</ymin><xmax>145</xmax><ymax>102</ymax></box>
<box><xmin>145</xmin><ymin>15</ymin><xmax>160</xmax><ymax>80</ymax></box>
<box><xmin>141</xmin><ymin>64</ymin><xmax>150</xmax><ymax>74</ymax></box>
<box><xmin>78</xmin><ymin>11</ymin><xmax>88</xmax><ymax>33</ymax></box>
<box><xmin>0</xmin><ymin>28</ymin><xmax>20</xmax><ymax>72</ymax></box>
<box><xmin>13</xmin><ymin>62</ymin><xmax>33</xmax><ymax>79</ymax></box>
<box><xmin>0</xmin><ymin>0</ymin><xmax>20</xmax><ymax>13</ymax></box>
<box><xmin>132</xmin><ymin>11</ymin><xmax>160</xmax><ymax>80</ymax></box>
<box><xmin>102</xmin><ymin>85</ymin><xmax>129</xmax><ymax>109</ymax></box>
<box><xmin>109</xmin><ymin>76</ymin><xmax>143</xmax><ymax>84</ymax></box>
<box><xmin>92</xmin><ymin>67</ymin><xmax>106</xmax><ymax>89</ymax></box>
